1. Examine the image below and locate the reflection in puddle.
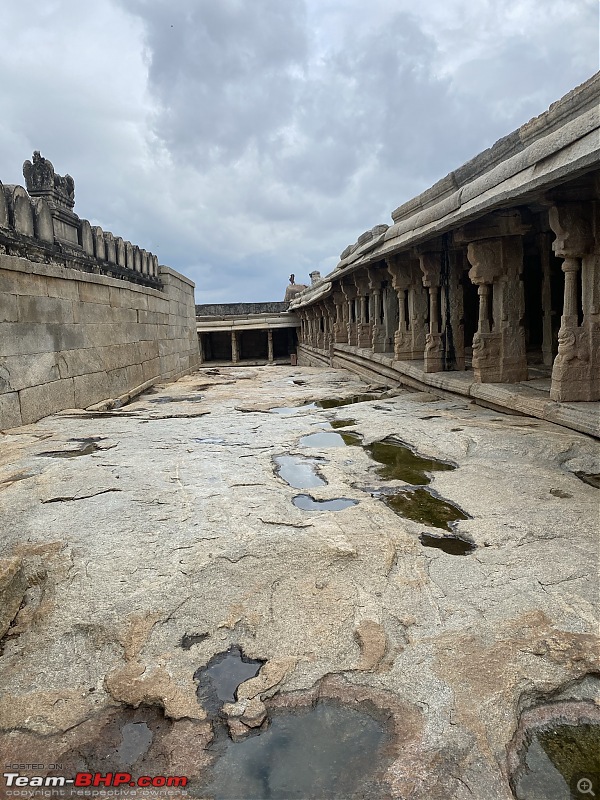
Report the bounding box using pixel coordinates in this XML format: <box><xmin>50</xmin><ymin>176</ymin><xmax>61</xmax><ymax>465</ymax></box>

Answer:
<box><xmin>366</xmin><ymin>438</ymin><xmax>455</xmax><ymax>485</ymax></box>
<box><xmin>274</xmin><ymin>456</ymin><xmax>326</xmax><ymax>489</ymax></box>
<box><xmin>116</xmin><ymin>722</ymin><xmax>153</xmax><ymax>767</ymax></box>
<box><xmin>269</xmin><ymin>402</ymin><xmax>319</xmax><ymax>414</ymax></box>
<box><xmin>293</xmin><ymin>494</ymin><xmax>358</xmax><ymax>511</ymax></box>
<box><xmin>316</xmin><ymin>394</ymin><xmax>380</xmax><ymax>408</ymax></box>
<box><xmin>195</xmin><ymin>647</ymin><xmax>265</xmax><ymax>718</ymax></box>
<box><xmin>201</xmin><ymin>701</ymin><xmax>388</xmax><ymax>800</ymax></box>
<box><xmin>419</xmin><ymin>532</ymin><xmax>475</xmax><ymax>555</ymax></box>
<box><xmin>384</xmin><ymin>488</ymin><xmax>469</xmax><ymax>530</ymax></box>
<box><xmin>514</xmin><ymin>724</ymin><xmax>600</xmax><ymax>800</ymax></box>
<box><xmin>300</xmin><ymin>431</ymin><xmax>362</xmax><ymax>448</ymax></box>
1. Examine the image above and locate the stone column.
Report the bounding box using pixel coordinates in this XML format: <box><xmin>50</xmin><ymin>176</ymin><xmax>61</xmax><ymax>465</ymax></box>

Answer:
<box><xmin>539</xmin><ymin>232</ymin><xmax>555</xmax><ymax>367</ymax></box>
<box><xmin>548</xmin><ymin>203</ymin><xmax>598</xmax><ymax>401</ymax></box>
<box><xmin>332</xmin><ymin>290</ymin><xmax>347</xmax><ymax>344</ymax></box>
<box><xmin>368</xmin><ymin>267</ymin><xmax>386</xmax><ymax>352</ymax></box>
<box><xmin>231</xmin><ymin>331</ymin><xmax>239</xmax><ymax>363</ymax></box>
<box><xmin>419</xmin><ymin>252</ymin><xmax>444</xmax><ymax>373</ymax></box>
<box><xmin>267</xmin><ymin>329</ymin><xmax>274</xmax><ymax>362</ymax></box>
<box><xmin>383</xmin><ymin>285</ymin><xmax>397</xmax><ymax>352</ymax></box>
<box><xmin>353</xmin><ymin>273</ymin><xmax>373</xmax><ymax>349</ymax></box>
<box><xmin>198</xmin><ymin>333</ymin><xmax>204</xmax><ymax>365</ymax></box>
<box><xmin>341</xmin><ymin>283</ymin><xmax>358</xmax><ymax>346</ymax></box>
<box><xmin>387</xmin><ymin>256</ymin><xmax>428</xmax><ymax>360</ymax></box>
<box><xmin>466</xmin><ymin>237</ymin><xmax>528</xmax><ymax>383</ymax></box>
<box><xmin>324</xmin><ymin>298</ymin><xmax>336</xmax><ymax>352</ymax></box>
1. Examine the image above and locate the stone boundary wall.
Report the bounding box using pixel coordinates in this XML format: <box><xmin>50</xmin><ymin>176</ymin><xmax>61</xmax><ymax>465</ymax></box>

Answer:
<box><xmin>196</xmin><ymin>302</ymin><xmax>288</xmax><ymax>316</ymax></box>
<box><xmin>0</xmin><ymin>256</ymin><xmax>199</xmax><ymax>428</ymax></box>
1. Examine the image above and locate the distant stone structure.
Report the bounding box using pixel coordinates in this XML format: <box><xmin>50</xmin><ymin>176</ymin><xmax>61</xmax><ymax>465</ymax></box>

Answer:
<box><xmin>196</xmin><ymin>299</ymin><xmax>299</xmax><ymax>365</ymax></box>
<box><xmin>289</xmin><ymin>74</ymin><xmax>600</xmax><ymax>437</ymax></box>
<box><xmin>0</xmin><ymin>153</ymin><xmax>199</xmax><ymax>428</ymax></box>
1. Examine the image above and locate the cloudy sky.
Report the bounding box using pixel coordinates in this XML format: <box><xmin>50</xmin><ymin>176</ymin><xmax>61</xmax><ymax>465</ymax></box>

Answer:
<box><xmin>0</xmin><ymin>1</ymin><xmax>597</xmax><ymax>302</ymax></box>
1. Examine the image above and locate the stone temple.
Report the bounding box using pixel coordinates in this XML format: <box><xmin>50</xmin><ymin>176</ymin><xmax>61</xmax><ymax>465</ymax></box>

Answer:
<box><xmin>0</xmin><ymin>75</ymin><xmax>598</xmax><ymax>799</ymax></box>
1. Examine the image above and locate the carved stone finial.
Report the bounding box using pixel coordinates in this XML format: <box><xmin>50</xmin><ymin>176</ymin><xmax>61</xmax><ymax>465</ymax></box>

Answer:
<box><xmin>23</xmin><ymin>151</ymin><xmax>55</xmax><ymax>192</ymax></box>
<box><xmin>23</xmin><ymin>151</ymin><xmax>75</xmax><ymax>209</ymax></box>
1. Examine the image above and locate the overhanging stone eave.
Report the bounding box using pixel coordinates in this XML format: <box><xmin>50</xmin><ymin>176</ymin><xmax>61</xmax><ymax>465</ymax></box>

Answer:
<box><xmin>296</xmin><ymin>125</ymin><xmax>599</xmax><ymax>299</ymax></box>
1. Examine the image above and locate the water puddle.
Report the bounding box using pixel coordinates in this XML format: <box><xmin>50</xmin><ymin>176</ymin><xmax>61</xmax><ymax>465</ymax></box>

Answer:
<box><xmin>514</xmin><ymin>723</ymin><xmax>600</xmax><ymax>799</ymax></box>
<box><xmin>365</xmin><ymin>438</ymin><xmax>455</xmax><ymax>485</ymax></box>
<box><xmin>38</xmin><ymin>439</ymin><xmax>101</xmax><ymax>458</ymax></box>
<box><xmin>316</xmin><ymin>394</ymin><xmax>380</xmax><ymax>408</ymax></box>
<box><xmin>300</xmin><ymin>431</ymin><xmax>362</xmax><ymax>448</ymax></box>
<box><xmin>192</xmin><ymin>437</ymin><xmax>226</xmax><ymax>444</ymax></box>
<box><xmin>419</xmin><ymin>532</ymin><xmax>476</xmax><ymax>555</ymax></box>
<box><xmin>269</xmin><ymin>402</ymin><xmax>319</xmax><ymax>414</ymax></box>
<box><xmin>195</xmin><ymin>647</ymin><xmax>265</xmax><ymax>718</ymax></box>
<box><xmin>574</xmin><ymin>472</ymin><xmax>600</xmax><ymax>489</ymax></box>
<box><xmin>292</xmin><ymin>494</ymin><xmax>358</xmax><ymax>511</ymax></box>
<box><xmin>180</xmin><ymin>632</ymin><xmax>209</xmax><ymax>650</ymax></box>
<box><xmin>274</xmin><ymin>456</ymin><xmax>327</xmax><ymax>489</ymax></box>
<box><xmin>116</xmin><ymin>722</ymin><xmax>153</xmax><ymax>767</ymax></box>
<box><xmin>383</xmin><ymin>488</ymin><xmax>469</xmax><ymax>531</ymax></box>
<box><xmin>329</xmin><ymin>418</ymin><xmax>356</xmax><ymax>429</ymax></box>
<box><xmin>148</xmin><ymin>394</ymin><xmax>202</xmax><ymax>404</ymax></box>
<box><xmin>200</xmin><ymin>700</ymin><xmax>389</xmax><ymax>800</ymax></box>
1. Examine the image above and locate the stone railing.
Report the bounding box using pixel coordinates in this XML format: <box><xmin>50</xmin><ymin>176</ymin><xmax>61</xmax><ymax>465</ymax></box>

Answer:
<box><xmin>0</xmin><ymin>152</ymin><xmax>160</xmax><ymax>288</ymax></box>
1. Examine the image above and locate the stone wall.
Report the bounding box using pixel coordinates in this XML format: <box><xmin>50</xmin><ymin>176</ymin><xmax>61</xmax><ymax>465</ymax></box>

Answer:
<box><xmin>0</xmin><ymin>152</ymin><xmax>200</xmax><ymax>429</ymax></box>
<box><xmin>0</xmin><ymin>255</ymin><xmax>199</xmax><ymax>428</ymax></box>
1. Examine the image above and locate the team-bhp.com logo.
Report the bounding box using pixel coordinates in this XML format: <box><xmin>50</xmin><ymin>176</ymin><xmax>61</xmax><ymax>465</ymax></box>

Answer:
<box><xmin>3</xmin><ymin>772</ymin><xmax>188</xmax><ymax>790</ymax></box>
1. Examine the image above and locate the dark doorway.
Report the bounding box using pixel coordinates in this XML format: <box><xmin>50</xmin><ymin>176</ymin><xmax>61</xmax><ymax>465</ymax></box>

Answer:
<box><xmin>239</xmin><ymin>330</ymin><xmax>268</xmax><ymax>360</ymax></box>
<box><xmin>202</xmin><ymin>332</ymin><xmax>232</xmax><ymax>361</ymax></box>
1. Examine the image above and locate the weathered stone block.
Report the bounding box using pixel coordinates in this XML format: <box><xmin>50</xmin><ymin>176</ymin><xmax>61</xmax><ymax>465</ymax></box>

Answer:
<box><xmin>2</xmin><ymin>353</ymin><xmax>60</xmax><ymax>391</ymax></box>
<box><xmin>0</xmin><ymin>293</ymin><xmax>18</xmax><ymax>323</ymax></box>
<box><xmin>17</xmin><ymin>295</ymin><xmax>74</xmax><ymax>325</ymax></box>
<box><xmin>57</xmin><ymin>347</ymin><xmax>106</xmax><ymax>379</ymax></box>
<box><xmin>0</xmin><ymin>266</ymin><xmax>48</xmax><ymax>297</ymax></box>
<box><xmin>108</xmin><ymin>367</ymin><xmax>130</xmax><ymax>397</ymax></box>
<box><xmin>73</xmin><ymin>372</ymin><xmax>110</xmax><ymax>408</ymax></box>
<box><xmin>142</xmin><ymin>357</ymin><xmax>161</xmax><ymax>382</ymax></box>
<box><xmin>0</xmin><ymin>558</ymin><xmax>27</xmax><ymax>639</ymax></box>
<box><xmin>126</xmin><ymin>363</ymin><xmax>144</xmax><ymax>389</ymax></box>
<box><xmin>0</xmin><ymin>391</ymin><xmax>22</xmax><ymax>429</ymax></box>
<box><xmin>78</xmin><ymin>281</ymin><xmax>110</xmax><ymax>305</ymax></box>
<box><xmin>46</xmin><ymin>276</ymin><xmax>80</xmax><ymax>301</ymax></box>
<box><xmin>19</xmin><ymin>378</ymin><xmax>75</xmax><ymax>425</ymax></box>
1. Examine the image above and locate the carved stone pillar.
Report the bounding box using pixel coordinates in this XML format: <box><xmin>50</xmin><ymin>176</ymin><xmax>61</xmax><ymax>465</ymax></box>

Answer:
<box><xmin>198</xmin><ymin>334</ymin><xmax>204</xmax><ymax>365</ymax></box>
<box><xmin>548</xmin><ymin>203</ymin><xmax>598</xmax><ymax>401</ymax></box>
<box><xmin>466</xmin><ymin>237</ymin><xmax>528</xmax><ymax>383</ymax></box>
<box><xmin>387</xmin><ymin>256</ymin><xmax>428</xmax><ymax>360</ymax></box>
<box><xmin>368</xmin><ymin>267</ymin><xmax>386</xmax><ymax>352</ymax></box>
<box><xmin>231</xmin><ymin>331</ymin><xmax>239</xmax><ymax>363</ymax></box>
<box><xmin>353</xmin><ymin>273</ymin><xmax>372</xmax><ymax>348</ymax></box>
<box><xmin>342</xmin><ymin>283</ymin><xmax>358</xmax><ymax>346</ymax></box>
<box><xmin>419</xmin><ymin>252</ymin><xmax>443</xmax><ymax>373</ymax></box>
<box><xmin>324</xmin><ymin>298</ymin><xmax>336</xmax><ymax>352</ymax></box>
<box><xmin>383</xmin><ymin>285</ymin><xmax>397</xmax><ymax>352</ymax></box>
<box><xmin>267</xmin><ymin>329</ymin><xmax>274</xmax><ymax>362</ymax></box>
<box><xmin>332</xmin><ymin>290</ymin><xmax>347</xmax><ymax>344</ymax></box>
<box><xmin>539</xmin><ymin>232</ymin><xmax>554</xmax><ymax>367</ymax></box>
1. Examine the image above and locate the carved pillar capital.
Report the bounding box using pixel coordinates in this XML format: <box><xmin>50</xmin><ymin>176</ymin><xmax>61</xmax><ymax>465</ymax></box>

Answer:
<box><xmin>548</xmin><ymin>203</ymin><xmax>593</xmax><ymax>258</ymax></box>
<box><xmin>418</xmin><ymin>251</ymin><xmax>441</xmax><ymax>288</ymax></box>
<box><xmin>466</xmin><ymin>239</ymin><xmax>504</xmax><ymax>285</ymax></box>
